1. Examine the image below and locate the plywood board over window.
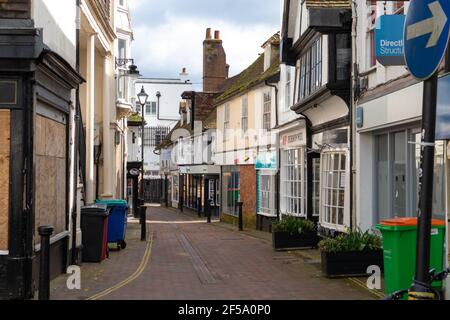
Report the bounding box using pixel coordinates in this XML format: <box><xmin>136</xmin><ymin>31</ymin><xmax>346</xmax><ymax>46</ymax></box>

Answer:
<box><xmin>0</xmin><ymin>110</ymin><xmax>10</xmax><ymax>251</ymax></box>
<box><xmin>34</xmin><ymin>114</ymin><xmax>67</xmax><ymax>245</ymax></box>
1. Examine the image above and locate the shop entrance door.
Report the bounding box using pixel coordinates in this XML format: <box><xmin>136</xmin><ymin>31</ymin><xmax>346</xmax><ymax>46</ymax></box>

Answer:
<box><xmin>205</xmin><ymin>176</ymin><xmax>220</xmax><ymax>217</ymax></box>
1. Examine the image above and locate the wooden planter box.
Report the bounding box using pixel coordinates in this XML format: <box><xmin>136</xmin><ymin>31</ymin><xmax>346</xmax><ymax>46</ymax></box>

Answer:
<box><xmin>321</xmin><ymin>250</ymin><xmax>384</xmax><ymax>277</ymax></box>
<box><xmin>272</xmin><ymin>231</ymin><xmax>320</xmax><ymax>250</ymax></box>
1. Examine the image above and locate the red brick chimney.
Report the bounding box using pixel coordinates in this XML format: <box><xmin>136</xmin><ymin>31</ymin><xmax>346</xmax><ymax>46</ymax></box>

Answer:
<box><xmin>203</xmin><ymin>28</ymin><xmax>228</xmax><ymax>92</ymax></box>
<box><xmin>0</xmin><ymin>0</ymin><xmax>31</xmax><ymax>19</ymax></box>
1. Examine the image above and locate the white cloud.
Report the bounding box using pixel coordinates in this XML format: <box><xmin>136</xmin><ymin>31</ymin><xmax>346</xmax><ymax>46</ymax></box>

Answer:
<box><xmin>131</xmin><ymin>14</ymin><xmax>278</xmax><ymax>87</ymax></box>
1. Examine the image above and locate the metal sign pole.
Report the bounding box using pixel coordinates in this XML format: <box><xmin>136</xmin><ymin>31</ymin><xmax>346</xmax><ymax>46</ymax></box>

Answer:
<box><xmin>410</xmin><ymin>73</ymin><xmax>438</xmax><ymax>299</ymax></box>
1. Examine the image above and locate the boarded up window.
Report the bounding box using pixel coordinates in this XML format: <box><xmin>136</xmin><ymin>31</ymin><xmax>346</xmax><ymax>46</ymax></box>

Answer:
<box><xmin>0</xmin><ymin>110</ymin><xmax>10</xmax><ymax>251</ymax></box>
<box><xmin>34</xmin><ymin>115</ymin><xmax>67</xmax><ymax>244</ymax></box>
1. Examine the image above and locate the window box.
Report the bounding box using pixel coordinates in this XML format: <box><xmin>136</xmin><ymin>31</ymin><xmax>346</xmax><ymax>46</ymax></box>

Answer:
<box><xmin>321</xmin><ymin>250</ymin><xmax>383</xmax><ymax>277</ymax></box>
<box><xmin>272</xmin><ymin>231</ymin><xmax>320</xmax><ymax>251</ymax></box>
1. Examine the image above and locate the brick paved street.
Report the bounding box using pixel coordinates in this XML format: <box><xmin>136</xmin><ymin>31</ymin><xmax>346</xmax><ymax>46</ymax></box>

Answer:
<box><xmin>51</xmin><ymin>206</ymin><xmax>377</xmax><ymax>300</ymax></box>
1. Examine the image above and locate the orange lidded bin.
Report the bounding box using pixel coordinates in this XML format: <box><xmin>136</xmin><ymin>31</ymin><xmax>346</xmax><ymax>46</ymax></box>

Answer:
<box><xmin>376</xmin><ymin>218</ymin><xmax>446</xmax><ymax>296</ymax></box>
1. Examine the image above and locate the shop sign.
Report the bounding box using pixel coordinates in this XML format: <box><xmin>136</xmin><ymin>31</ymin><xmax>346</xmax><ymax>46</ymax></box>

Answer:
<box><xmin>255</xmin><ymin>151</ymin><xmax>277</xmax><ymax>170</ymax></box>
<box><xmin>280</xmin><ymin>128</ymin><xmax>306</xmax><ymax>149</ymax></box>
<box><xmin>129</xmin><ymin>168</ymin><xmax>140</xmax><ymax>176</ymax></box>
<box><xmin>375</xmin><ymin>14</ymin><xmax>406</xmax><ymax>66</ymax></box>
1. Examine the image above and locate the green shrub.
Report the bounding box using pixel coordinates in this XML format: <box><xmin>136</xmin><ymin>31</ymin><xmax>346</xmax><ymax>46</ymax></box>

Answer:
<box><xmin>272</xmin><ymin>216</ymin><xmax>316</xmax><ymax>235</ymax></box>
<box><xmin>318</xmin><ymin>229</ymin><xmax>382</xmax><ymax>253</ymax></box>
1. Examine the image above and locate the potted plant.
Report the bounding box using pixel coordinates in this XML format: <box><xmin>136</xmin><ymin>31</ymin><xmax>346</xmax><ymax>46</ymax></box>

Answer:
<box><xmin>319</xmin><ymin>229</ymin><xmax>383</xmax><ymax>277</ymax></box>
<box><xmin>272</xmin><ymin>216</ymin><xmax>320</xmax><ymax>250</ymax></box>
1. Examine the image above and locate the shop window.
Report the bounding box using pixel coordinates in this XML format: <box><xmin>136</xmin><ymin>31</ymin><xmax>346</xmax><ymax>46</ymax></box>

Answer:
<box><xmin>222</xmin><ymin>170</ymin><xmax>240</xmax><ymax>216</ymax></box>
<box><xmin>376</xmin><ymin>130</ymin><xmax>445</xmax><ymax>222</ymax></box>
<box><xmin>320</xmin><ymin>152</ymin><xmax>347</xmax><ymax>229</ymax></box>
<box><xmin>172</xmin><ymin>175</ymin><xmax>179</xmax><ymax>202</ymax></box>
<box><xmin>257</xmin><ymin>171</ymin><xmax>277</xmax><ymax>217</ymax></box>
<box><xmin>280</xmin><ymin>148</ymin><xmax>306</xmax><ymax>217</ymax></box>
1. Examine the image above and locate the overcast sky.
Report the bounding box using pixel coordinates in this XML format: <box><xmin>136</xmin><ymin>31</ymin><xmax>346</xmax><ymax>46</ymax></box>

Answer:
<box><xmin>129</xmin><ymin>0</ymin><xmax>280</xmax><ymax>88</ymax></box>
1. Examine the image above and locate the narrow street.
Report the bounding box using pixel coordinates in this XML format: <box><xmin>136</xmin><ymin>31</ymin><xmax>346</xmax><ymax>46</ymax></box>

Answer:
<box><xmin>51</xmin><ymin>207</ymin><xmax>375</xmax><ymax>300</ymax></box>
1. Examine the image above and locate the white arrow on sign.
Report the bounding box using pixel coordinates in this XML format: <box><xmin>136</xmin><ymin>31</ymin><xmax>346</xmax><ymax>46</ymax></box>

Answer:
<box><xmin>407</xmin><ymin>1</ymin><xmax>448</xmax><ymax>48</ymax></box>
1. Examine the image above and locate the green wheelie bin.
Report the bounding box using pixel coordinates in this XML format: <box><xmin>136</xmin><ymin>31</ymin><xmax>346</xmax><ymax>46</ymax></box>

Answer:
<box><xmin>377</xmin><ymin>218</ymin><xmax>446</xmax><ymax>297</ymax></box>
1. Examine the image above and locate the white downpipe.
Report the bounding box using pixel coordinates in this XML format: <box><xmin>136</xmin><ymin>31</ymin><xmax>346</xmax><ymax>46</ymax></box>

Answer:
<box><xmin>86</xmin><ymin>33</ymin><xmax>96</xmax><ymax>203</ymax></box>
<box><xmin>102</xmin><ymin>56</ymin><xmax>113</xmax><ymax>198</ymax></box>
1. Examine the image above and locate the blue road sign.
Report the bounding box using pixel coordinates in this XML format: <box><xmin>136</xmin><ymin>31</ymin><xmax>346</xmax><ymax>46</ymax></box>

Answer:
<box><xmin>404</xmin><ymin>0</ymin><xmax>450</xmax><ymax>80</ymax></box>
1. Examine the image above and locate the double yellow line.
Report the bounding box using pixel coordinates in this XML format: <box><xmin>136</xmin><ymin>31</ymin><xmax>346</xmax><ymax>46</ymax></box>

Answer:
<box><xmin>87</xmin><ymin>229</ymin><xmax>154</xmax><ymax>300</ymax></box>
<box><xmin>348</xmin><ymin>277</ymin><xmax>385</xmax><ymax>299</ymax></box>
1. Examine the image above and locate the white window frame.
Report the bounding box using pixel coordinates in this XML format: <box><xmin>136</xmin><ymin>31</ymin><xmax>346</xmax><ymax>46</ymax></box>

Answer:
<box><xmin>257</xmin><ymin>170</ymin><xmax>277</xmax><ymax>217</ymax></box>
<box><xmin>241</xmin><ymin>95</ymin><xmax>248</xmax><ymax>137</ymax></box>
<box><xmin>285</xmin><ymin>67</ymin><xmax>292</xmax><ymax>111</ymax></box>
<box><xmin>223</xmin><ymin>104</ymin><xmax>230</xmax><ymax>142</ymax></box>
<box><xmin>366</xmin><ymin>0</ymin><xmax>377</xmax><ymax>70</ymax></box>
<box><xmin>319</xmin><ymin>150</ymin><xmax>349</xmax><ymax>232</ymax></box>
<box><xmin>263</xmin><ymin>92</ymin><xmax>272</xmax><ymax>131</ymax></box>
<box><xmin>280</xmin><ymin>148</ymin><xmax>306</xmax><ymax>217</ymax></box>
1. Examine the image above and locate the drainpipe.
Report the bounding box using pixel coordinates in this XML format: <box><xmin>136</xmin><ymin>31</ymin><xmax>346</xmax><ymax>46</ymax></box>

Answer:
<box><xmin>265</xmin><ymin>79</ymin><xmax>280</xmax><ymax>221</ymax></box>
<box><xmin>350</xmin><ymin>0</ymin><xmax>358</xmax><ymax>231</ymax></box>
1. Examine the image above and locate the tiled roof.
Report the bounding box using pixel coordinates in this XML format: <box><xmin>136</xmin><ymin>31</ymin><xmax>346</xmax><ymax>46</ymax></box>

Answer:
<box><xmin>305</xmin><ymin>0</ymin><xmax>351</xmax><ymax>8</ymax></box>
<box><xmin>214</xmin><ymin>51</ymin><xmax>280</xmax><ymax>105</ymax></box>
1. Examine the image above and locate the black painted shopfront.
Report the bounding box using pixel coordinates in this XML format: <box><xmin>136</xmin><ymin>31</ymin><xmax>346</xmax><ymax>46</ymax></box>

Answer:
<box><xmin>0</xmin><ymin>21</ymin><xmax>83</xmax><ymax>299</ymax></box>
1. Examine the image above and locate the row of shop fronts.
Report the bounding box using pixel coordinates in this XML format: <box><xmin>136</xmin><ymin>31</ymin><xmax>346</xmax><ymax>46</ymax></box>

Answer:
<box><xmin>159</xmin><ymin>2</ymin><xmax>450</xmax><ymax>243</ymax></box>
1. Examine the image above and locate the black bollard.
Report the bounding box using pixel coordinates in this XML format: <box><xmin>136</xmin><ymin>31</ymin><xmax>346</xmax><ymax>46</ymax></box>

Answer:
<box><xmin>237</xmin><ymin>202</ymin><xmax>243</xmax><ymax>232</ymax></box>
<box><xmin>140</xmin><ymin>200</ymin><xmax>147</xmax><ymax>241</ymax></box>
<box><xmin>206</xmin><ymin>200</ymin><xmax>212</xmax><ymax>224</ymax></box>
<box><xmin>38</xmin><ymin>225</ymin><xmax>54</xmax><ymax>300</ymax></box>
<box><xmin>197</xmin><ymin>197</ymin><xmax>202</xmax><ymax>218</ymax></box>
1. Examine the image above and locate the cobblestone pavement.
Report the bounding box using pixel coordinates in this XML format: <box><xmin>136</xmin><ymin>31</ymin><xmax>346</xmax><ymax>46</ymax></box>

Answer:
<box><xmin>50</xmin><ymin>206</ymin><xmax>378</xmax><ymax>300</ymax></box>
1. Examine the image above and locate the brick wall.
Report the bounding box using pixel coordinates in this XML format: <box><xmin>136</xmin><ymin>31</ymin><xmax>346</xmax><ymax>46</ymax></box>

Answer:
<box><xmin>0</xmin><ymin>0</ymin><xmax>31</xmax><ymax>19</ymax></box>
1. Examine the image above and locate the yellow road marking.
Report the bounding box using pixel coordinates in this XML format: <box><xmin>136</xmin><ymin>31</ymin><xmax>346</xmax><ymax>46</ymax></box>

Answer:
<box><xmin>348</xmin><ymin>277</ymin><xmax>385</xmax><ymax>299</ymax></box>
<box><xmin>87</xmin><ymin>227</ymin><xmax>154</xmax><ymax>300</ymax></box>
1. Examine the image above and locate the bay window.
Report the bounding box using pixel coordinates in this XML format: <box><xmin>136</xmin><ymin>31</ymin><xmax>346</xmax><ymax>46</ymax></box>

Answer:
<box><xmin>280</xmin><ymin>148</ymin><xmax>306</xmax><ymax>217</ymax></box>
<box><xmin>320</xmin><ymin>152</ymin><xmax>347</xmax><ymax>230</ymax></box>
<box><xmin>298</xmin><ymin>37</ymin><xmax>322</xmax><ymax>101</ymax></box>
<box><xmin>257</xmin><ymin>171</ymin><xmax>277</xmax><ymax>217</ymax></box>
